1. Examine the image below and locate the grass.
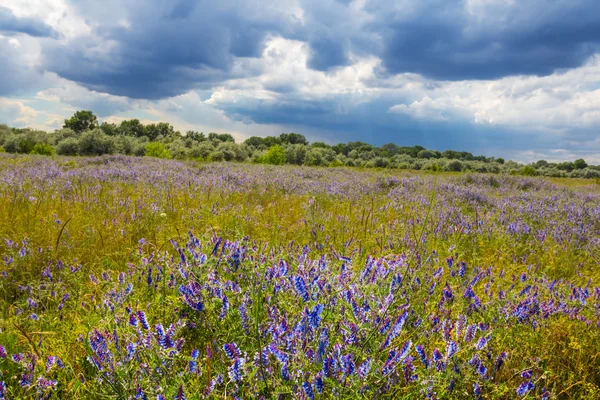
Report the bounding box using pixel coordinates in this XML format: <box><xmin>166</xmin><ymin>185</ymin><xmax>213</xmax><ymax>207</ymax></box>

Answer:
<box><xmin>0</xmin><ymin>154</ymin><xmax>599</xmax><ymax>399</ymax></box>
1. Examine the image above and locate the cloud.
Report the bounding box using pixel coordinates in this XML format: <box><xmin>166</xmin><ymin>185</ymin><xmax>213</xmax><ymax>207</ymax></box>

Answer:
<box><xmin>367</xmin><ymin>0</ymin><xmax>600</xmax><ymax>80</ymax></box>
<box><xmin>0</xmin><ymin>6</ymin><xmax>58</xmax><ymax>37</ymax></box>
<box><xmin>36</xmin><ymin>75</ymin><xmax>135</xmax><ymax>117</ymax></box>
<box><xmin>40</xmin><ymin>0</ymin><xmax>302</xmax><ymax>99</ymax></box>
<box><xmin>0</xmin><ymin>35</ymin><xmax>43</xmax><ymax>96</ymax></box>
<box><xmin>0</xmin><ymin>98</ymin><xmax>39</xmax><ymax>126</ymax></box>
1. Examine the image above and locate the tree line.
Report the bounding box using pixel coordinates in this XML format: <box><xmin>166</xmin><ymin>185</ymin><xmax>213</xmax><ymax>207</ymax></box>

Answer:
<box><xmin>0</xmin><ymin>110</ymin><xmax>598</xmax><ymax>178</ymax></box>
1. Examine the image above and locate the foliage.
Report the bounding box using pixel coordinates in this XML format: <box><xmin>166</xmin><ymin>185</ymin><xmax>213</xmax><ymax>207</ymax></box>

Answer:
<box><xmin>145</xmin><ymin>142</ymin><xmax>171</xmax><ymax>159</ymax></box>
<box><xmin>260</xmin><ymin>144</ymin><xmax>286</xmax><ymax>165</ymax></box>
<box><xmin>2</xmin><ymin>110</ymin><xmax>599</xmax><ymax>179</ymax></box>
<box><xmin>31</xmin><ymin>142</ymin><xmax>55</xmax><ymax>156</ymax></box>
<box><xmin>63</xmin><ymin>110</ymin><xmax>98</xmax><ymax>133</ymax></box>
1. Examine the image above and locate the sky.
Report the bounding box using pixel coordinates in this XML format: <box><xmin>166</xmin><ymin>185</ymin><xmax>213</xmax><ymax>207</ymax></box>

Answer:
<box><xmin>1</xmin><ymin>0</ymin><xmax>600</xmax><ymax>162</ymax></box>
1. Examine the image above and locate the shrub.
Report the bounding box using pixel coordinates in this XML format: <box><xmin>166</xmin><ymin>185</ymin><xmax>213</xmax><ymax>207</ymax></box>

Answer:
<box><xmin>167</xmin><ymin>140</ymin><xmax>191</xmax><ymax>160</ymax></box>
<box><xmin>0</xmin><ymin>146</ymin><xmax>4</xmax><ymax>153</ymax></box>
<box><xmin>217</xmin><ymin>142</ymin><xmax>248</xmax><ymax>162</ymax></box>
<box><xmin>145</xmin><ymin>142</ymin><xmax>171</xmax><ymax>159</ymax></box>
<box><xmin>208</xmin><ymin>150</ymin><xmax>225</xmax><ymax>162</ymax></box>
<box><xmin>305</xmin><ymin>147</ymin><xmax>336</xmax><ymax>166</ymax></box>
<box><xmin>189</xmin><ymin>142</ymin><xmax>215</xmax><ymax>159</ymax></box>
<box><xmin>261</xmin><ymin>145</ymin><xmax>286</xmax><ymax>165</ymax></box>
<box><xmin>446</xmin><ymin>160</ymin><xmax>463</xmax><ymax>172</ymax></box>
<box><xmin>285</xmin><ymin>144</ymin><xmax>308</xmax><ymax>165</ymax></box>
<box><xmin>78</xmin><ymin>130</ymin><xmax>116</xmax><ymax>155</ymax></box>
<box><xmin>2</xmin><ymin>136</ymin><xmax>21</xmax><ymax>153</ymax></box>
<box><xmin>31</xmin><ymin>142</ymin><xmax>55</xmax><ymax>156</ymax></box>
<box><xmin>56</xmin><ymin>138</ymin><xmax>80</xmax><ymax>155</ymax></box>
<box><xmin>521</xmin><ymin>165</ymin><xmax>538</xmax><ymax>176</ymax></box>
<box><xmin>369</xmin><ymin>157</ymin><xmax>390</xmax><ymax>168</ymax></box>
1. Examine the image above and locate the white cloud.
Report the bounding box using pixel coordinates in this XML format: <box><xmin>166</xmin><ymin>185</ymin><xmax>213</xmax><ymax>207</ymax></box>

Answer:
<box><xmin>0</xmin><ymin>98</ymin><xmax>38</xmax><ymax>126</ymax></box>
<box><xmin>389</xmin><ymin>55</ymin><xmax>600</xmax><ymax>133</ymax></box>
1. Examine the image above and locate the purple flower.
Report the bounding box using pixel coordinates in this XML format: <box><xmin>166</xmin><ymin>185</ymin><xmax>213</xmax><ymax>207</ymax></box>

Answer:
<box><xmin>382</xmin><ymin>310</ymin><xmax>408</xmax><ymax>349</ymax></box>
<box><xmin>302</xmin><ymin>381</ymin><xmax>315</xmax><ymax>400</ymax></box>
<box><xmin>516</xmin><ymin>381</ymin><xmax>535</xmax><ymax>397</ymax></box>
<box><xmin>294</xmin><ymin>276</ymin><xmax>309</xmax><ymax>302</ymax></box>
<box><xmin>175</xmin><ymin>385</ymin><xmax>186</xmax><ymax>400</ymax></box>
<box><xmin>357</xmin><ymin>358</ymin><xmax>372</xmax><ymax>379</ymax></box>
<box><xmin>137</xmin><ymin>311</ymin><xmax>150</xmax><ymax>330</ymax></box>
<box><xmin>223</xmin><ymin>343</ymin><xmax>241</xmax><ymax>360</ymax></box>
<box><xmin>228</xmin><ymin>357</ymin><xmax>245</xmax><ymax>382</ymax></box>
<box><xmin>475</xmin><ymin>334</ymin><xmax>491</xmax><ymax>350</ymax></box>
<box><xmin>446</xmin><ymin>341</ymin><xmax>458</xmax><ymax>359</ymax></box>
<box><xmin>416</xmin><ymin>345</ymin><xmax>430</xmax><ymax>368</ymax></box>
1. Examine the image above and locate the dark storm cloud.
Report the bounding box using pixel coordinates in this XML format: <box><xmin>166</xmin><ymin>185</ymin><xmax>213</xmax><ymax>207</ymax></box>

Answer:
<box><xmin>0</xmin><ymin>6</ymin><xmax>58</xmax><ymax>37</ymax></box>
<box><xmin>39</xmin><ymin>0</ymin><xmax>600</xmax><ymax>99</ymax></box>
<box><xmin>368</xmin><ymin>0</ymin><xmax>600</xmax><ymax>80</ymax></box>
<box><xmin>42</xmin><ymin>0</ymin><xmax>299</xmax><ymax>99</ymax></box>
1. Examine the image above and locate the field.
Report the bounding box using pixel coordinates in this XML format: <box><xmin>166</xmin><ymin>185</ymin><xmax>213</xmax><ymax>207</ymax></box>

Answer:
<box><xmin>0</xmin><ymin>154</ymin><xmax>599</xmax><ymax>399</ymax></box>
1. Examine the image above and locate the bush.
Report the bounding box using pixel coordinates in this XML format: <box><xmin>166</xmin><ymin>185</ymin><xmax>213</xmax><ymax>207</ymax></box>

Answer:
<box><xmin>2</xmin><ymin>136</ymin><xmax>21</xmax><ymax>153</ymax></box>
<box><xmin>56</xmin><ymin>138</ymin><xmax>80</xmax><ymax>155</ymax></box>
<box><xmin>167</xmin><ymin>140</ymin><xmax>190</xmax><ymax>160</ymax></box>
<box><xmin>446</xmin><ymin>160</ymin><xmax>463</xmax><ymax>172</ymax></box>
<box><xmin>78</xmin><ymin>130</ymin><xmax>116</xmax><ymax>155</ymax></box>
<box><xmin>261</xmin><ymin>145</ymin><xmax>286</xmax><ymax>165</ymax></box>
<box><xmin>208</xmin><ymin>150</ymin><xmax>225</xmax><ymax>162</ymax></box>
<box><xmin>189</xmin><ymin>142</ymin><xmax>215</xmax><ymax>159</ymax></box>
<box><xmin>31</xmin><ymin>142</ymin><xmax>55</xmax><ymax>156</ymax></box>
<box><xmin>305</xmin><ymin>147</ymin><xmax>336</xmax><ymax>166</ymax></box>
<box><xmin>521</xmin><ymin>165</ymin><xmax>538</xmax><ymax>176</ymax></box>
<box><xmin>145</xmin><ymin>142</ymin><xmax>171</xmax><ymax>159</ymax></box>
<box><xmin>217</xmin><ymin>142</ymin><xmax>248</xmax><ymax>162</ymax></box>
<box><xmin>368</xmin><ymin>157</ymin><xmax>390</xmax><ymax>168</ymax></box>
<box><xmin>0</xmin><ymin>146</ymin><xmax>4</xmax><ymax>153</ymax></box>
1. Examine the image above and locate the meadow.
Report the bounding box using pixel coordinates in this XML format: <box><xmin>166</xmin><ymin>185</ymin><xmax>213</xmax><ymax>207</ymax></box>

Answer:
<box><xmin>0</xmin><ymin>154</ymin><xmax>599</xmax><ymax>399</ymax></box>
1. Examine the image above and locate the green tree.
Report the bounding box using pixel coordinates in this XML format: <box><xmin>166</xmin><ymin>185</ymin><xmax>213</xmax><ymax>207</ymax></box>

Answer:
<box><xmin>279</xmin><ymin>133</ymin><xmax>308</xmax><ymax>145</ymax></box>
<box><xmin>63</xmin><ymin>110</ymin><xmax>98</xmax><ymax>133</ymax></box>
<box><xmin>574</xmin><ymin>159</ymin><xmax>588</xmax><ymax>170</ymax></box>
<box><xmin>119</xmin><ymin>119</ymin><xmax>146</xmax><ymax>137</ymax></box>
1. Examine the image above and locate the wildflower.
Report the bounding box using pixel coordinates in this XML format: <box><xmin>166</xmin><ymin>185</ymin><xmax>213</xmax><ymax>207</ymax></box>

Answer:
<box><xmin>220</xmin><ymin>295</ymin><xmax>229</xmax><ymax>319</ymax></box>
<box><xmin>516</xmin><ymin>381</ymin><xmax>535</xmax><ymax>397</ymax></box>
<box><xmin>358</xmin><ymin>358</ymin><xmax>372</xmax><ymax>379</ymax></box>
<box><xmin>137</xmin><ymin>311</ymin><xmax>150</xmax><ymax>329</ymax></box>
<box><xmin>228</xmin><ymin>357</ymin><xmax>245</xmax><ymax>382</ymax></box>
<box><xmin>403</xmin><ymin>356</ymin><xmax>417</xmax><ymax>384</ymax></box>
<box><xmin>175</xmin><ymin>385</ymin><xmax>186</xmax><ymax>400</ymax></box>
<box><xmin>416</xmin><ymin>345</ymin><xmax>430</xmax><ymax>368</ymax></box>
<box><xmin>382</xmin><ymin>310</ymin><xmax>408</xmax><ymax>349</ymax></box>
<box><xmin>446</xmin><ymin>341</ymin><xmax>458</xmax><ymax>359</ymax></box>
<box><xmin>19</xmin><ymin>373</ymin><xmax>32</xmax><ymax>387</ymax></box>
<box><xmin>341</xmin><ymin>354</ymin><xmax>355</xmax><ymax>377</ymax></box>
<box><xmin>308</xmin><ymin>304</ymin><xmax>324</xmax><ymax>330</ymax></box>
<box><xmin>37</xmin><ymin>376</ymin><xmax>58</xmax><ymax>390</ymax></box>
<box><xmin>223</xmin><ymin>343</ymin><xmax>241</xmax><ymax>360</ymax></box>
<box><xmin>294</xmin><ymin>276</ymin><xmax>309</xmax><ymax>302</ymax></box>
<box><xmin>317</xmin><ymin>329</ymin><xmax>328</xmax><ymax>362</ymax></box>
<box><xmin>189</xmin><ymin>349</ymin><xmax>199</xmax><ymax>373</ymax></box>
<box><xmin>302</xmin><ymin>381</ymin><xmax>315</xmax><ymax>400</ymax></box>
<box><xmin>315</xmin><ymin>374</ymin><xmax>324</xmax><ymax>393</ymax></box>
<box><xmin>0</xmin><ymin>345</ymin><xmax>6</xmax><ymax>359</ymax></box>
<box><xmin>494</xmin><ymin>351</ymin><xmax>508</xmax><ymax>373</ymax></box>
<box><xmin>474</xmin><ymin>382</ymin><xmax>481</xmax><ymax>397</ymax></box>
<box><xmin>475</xmin><ymin>334</ymin><xmax>491</xmax><ymax>350</ymax></box>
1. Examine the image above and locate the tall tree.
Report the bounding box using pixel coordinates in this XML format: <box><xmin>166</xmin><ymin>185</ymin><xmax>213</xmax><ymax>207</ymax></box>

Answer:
<box><xmin>63</xmin><ymin>110</ymin><xmax>98</xmax><ymax>134</ymax></box>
